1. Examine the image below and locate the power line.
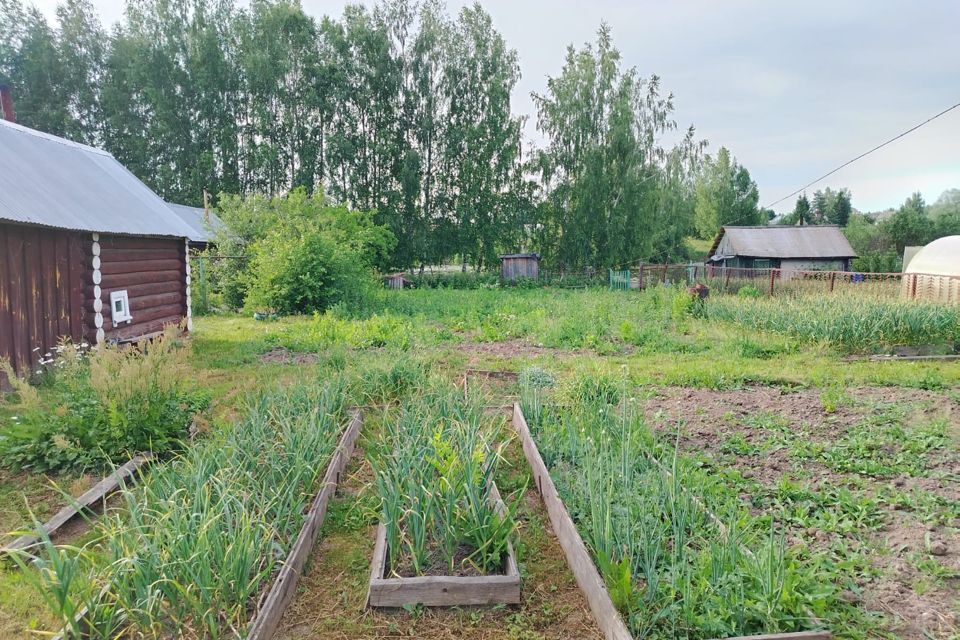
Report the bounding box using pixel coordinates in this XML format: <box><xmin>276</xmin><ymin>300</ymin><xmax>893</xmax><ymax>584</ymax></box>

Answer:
<box><xmin>764</xmin><ymin>100</ymin><xmax>960</xmax><ymax>210</ymax></box>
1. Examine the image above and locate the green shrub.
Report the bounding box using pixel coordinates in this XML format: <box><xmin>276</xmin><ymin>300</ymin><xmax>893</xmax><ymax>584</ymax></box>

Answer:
<box><xmin>211</xmin><ymin>189</ymin><xmax>394</xmax><ymax>314</ymax></box>
<box><xmin>0</xmin><ymin>330</ymin><xmax>208</xmax><ymax>473</ymax></box>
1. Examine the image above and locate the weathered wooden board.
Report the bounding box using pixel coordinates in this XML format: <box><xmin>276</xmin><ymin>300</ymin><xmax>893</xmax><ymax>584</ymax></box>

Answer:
<box><xmin>3</xmin><ymin>454</ymin><xmax>151</xmax><ymax>553</ymax></box>
<box><xmin>715</xmin><ymin>634</ymin><xmax>832</xmax><ymax>640</ymax></box>
<box><xmin>246</xmin><ymin>409</ymin><xmax>364</xmax><ymax>640</ymax></box>
<box><xmin>511</xmin><ymin>403</ymin><xmax>632</xmax><ymax>640</ymax></box>
<box><xmin>367</xmin><ymin>480</ymin><xmax>521</xmax><ymax>608</ymax></box>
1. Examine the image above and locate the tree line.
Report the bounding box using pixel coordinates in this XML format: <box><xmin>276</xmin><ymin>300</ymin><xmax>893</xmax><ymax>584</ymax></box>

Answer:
<box><xmin>1</xmin><ymin>0</ymin><xmax>769</xmax><ymax>270</ymax></box>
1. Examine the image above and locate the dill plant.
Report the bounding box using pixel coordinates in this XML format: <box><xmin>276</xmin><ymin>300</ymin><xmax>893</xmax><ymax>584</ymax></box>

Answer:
<box><xmin>372</xmin><ymin>383</ymin><xmax>518</xmax><ymax>576</ymax></box>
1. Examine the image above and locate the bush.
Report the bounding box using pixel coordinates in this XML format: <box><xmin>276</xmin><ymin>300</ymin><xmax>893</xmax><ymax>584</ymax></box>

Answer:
<box><xmin>211</xmin><ymin>189</ymin><xmax>395</xmax><ymax>314</ymax></box>
<box><xmin>0</xmin><ymin>328</ymin><xmax>208</xmax><ymax>473</ymax></box>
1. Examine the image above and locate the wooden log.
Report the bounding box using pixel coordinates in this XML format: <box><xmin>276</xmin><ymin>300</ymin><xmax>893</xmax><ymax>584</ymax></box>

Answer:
<box><xmin>367</xmin><ymin>479</ymin><xmax>521</xmax><ymax>608</ymax></box>
<box><xmin>105</xmin><ymin>317</ymin><xmax>183</xmax><ymax>342</ymax></box>
<box><xmin>86</xmin><ymin>292</ymin><xmax>182</xmax><ymax>314</ymax></box>
<box><xmin>99</xmin><ymin>259</ymin><xmax>183</xmax><ymax>276</ymax></box>
<box><xmin>247</xmin><ymin>409</ymin><xmax>364</xmax><ymax>640</ymax></box>
<box><xmin>84</xmin><ymin>280</ymin><xmax>182</xmax><ymax>299</ymax></box>
<box><xmin>98</xmin><ymin>270</ymin><xmax>183</xmax><ymax>289</ymax></box>
<box><xmin>99</xmin><ymin>249</ymin><xmax>182</xmax><ymax>263</ymax></box>
<box><xmin>3</xmin><ymin>455</ymin><xmax>151</xmax><ymax>553</ymax></box>
<box><xmin>102</xmin><ymin>304</ymin><xmax>184</xmax><ymax>331</ymax></box>
<box><xmin>511</xmin><ymin>403</ymin><xmax>632</xmax><ymax>640</ymax></box>
<box><xmin>98</xmin><ymin>236</ymin><xmax>178</xmax><ymax>251</ymax></box>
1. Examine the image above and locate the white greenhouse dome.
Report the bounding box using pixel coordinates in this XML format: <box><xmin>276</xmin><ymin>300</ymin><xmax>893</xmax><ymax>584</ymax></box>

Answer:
<box><xmin>901</xmin><ymin>235</ymin><xmax>960</xmax><ymax>303</ymax></box>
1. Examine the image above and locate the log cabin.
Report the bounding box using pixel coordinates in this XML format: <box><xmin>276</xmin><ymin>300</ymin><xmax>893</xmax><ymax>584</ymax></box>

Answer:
<box><xmin>0</xmin><ymin>115</ymin><xmax>196</xmax><ymax>376</ymax></box>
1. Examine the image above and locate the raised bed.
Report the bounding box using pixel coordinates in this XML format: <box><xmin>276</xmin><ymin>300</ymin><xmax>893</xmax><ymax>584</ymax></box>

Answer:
<box><xmin>50</xmin><ymin>409</ymin><xmax>364</xmax><ymax>640</ymax></box>
<box><xmin>511</xmin><ymin>402</ymin><xmax>832</xmax><ymax>640</ymax></box>
<box><xmin>367</xmin><ymin>481</ymin><xmax>520</xmax><ymax>607</ymax></box>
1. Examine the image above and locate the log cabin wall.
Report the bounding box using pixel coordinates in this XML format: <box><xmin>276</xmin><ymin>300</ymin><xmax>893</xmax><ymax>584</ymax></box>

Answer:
<box><xmin>0</xmin><ymin>222</ymin><xmax>87</xmax><ymax>375</ymax></box>
<box><xmin>86</xmin><ymin>234</ymin><xmax>187</xmax><ymax>343</ymax></box>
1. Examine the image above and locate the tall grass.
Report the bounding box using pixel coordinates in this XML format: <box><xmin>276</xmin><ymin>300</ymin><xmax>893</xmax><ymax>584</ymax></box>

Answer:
<box><xmin>520</xmin><ymin>377</ymin><xmax>831</xmax><ymax>638</ymax></box>
<box><xmin>372</xmin><ymin>383</ymin><xmax>517</xmax><ymax>576</ymax></box>
<box><xmin>705</xmin><ymin>293</ymin><xmax>959</xmax><ymax>352</ymax></box>
<box><xmin>8</xmin><ymin>380</ymin><xmax>346</xmax><ymax>638</ymax></box>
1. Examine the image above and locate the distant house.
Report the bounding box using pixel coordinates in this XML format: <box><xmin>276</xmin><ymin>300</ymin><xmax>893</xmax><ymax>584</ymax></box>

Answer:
<box><xmin>166</xmin><ymin>202</ymin><xmax>226</xmax><ymax>251</ymax></box>
<box><xmin>707</xmin><ymin>226</ymin><xmax>857</xmax><ymax>272</ymax></box>
<box><xmin>499</xmin><ymin>253</ymin><xmax>540</xmax><ymax>281</ymax></box>
<box><xmin>0</xmin><ymin>116</ymin><xmax>196</xmax><ymax>376</ymax></box>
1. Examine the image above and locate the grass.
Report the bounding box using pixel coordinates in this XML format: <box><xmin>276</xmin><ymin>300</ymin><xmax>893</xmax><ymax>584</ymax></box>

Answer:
<box><xmin>1</xmin><ymin>285</ymin><xmax>958</xmax><ymax>639</ymax></box>
<box><xmin>705</xmin><ymin>292</ymin><xmax>959</xmax><ymax>352</ymax></box>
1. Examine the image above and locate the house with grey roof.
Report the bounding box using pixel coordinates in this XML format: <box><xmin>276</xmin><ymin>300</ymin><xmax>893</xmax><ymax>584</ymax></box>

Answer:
<box><xmin>0</xmin><ymin>114</ymin><xmax>195</xmax><ymax>375</ymax></box>
<box><xmin>707</xmin><ymin>225</ymin><xmax>857</xmax><ymax>272</ymax></box>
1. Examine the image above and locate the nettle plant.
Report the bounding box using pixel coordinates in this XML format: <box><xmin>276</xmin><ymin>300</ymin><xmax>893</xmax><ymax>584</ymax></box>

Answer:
<box><xmin>0</xmin><ymin>326</ymin><xmax>209</xmax><ymax>473</ymax></box>
<box><xmin>373</xmin><ymin>384</ymin><xmax>519</xmax><ymax>576</ymax></box>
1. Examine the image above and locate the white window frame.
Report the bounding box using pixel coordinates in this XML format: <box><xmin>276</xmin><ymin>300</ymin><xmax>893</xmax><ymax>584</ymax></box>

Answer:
<box><xmin>110</xmin><ymin>290</ymin><xmax>133</xmax><ymax>324</ymax></box>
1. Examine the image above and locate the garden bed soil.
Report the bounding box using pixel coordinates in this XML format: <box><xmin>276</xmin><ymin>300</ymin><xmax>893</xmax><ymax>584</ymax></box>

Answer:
<box><xmin>642</xmin><ymin>385</ymin><xmax>959</xmax><ymax>640</ymax></box>
<box><xmin>274</xmin><ymin>436</ymin><xmax>602</xmax><ymax>640</ymax></box>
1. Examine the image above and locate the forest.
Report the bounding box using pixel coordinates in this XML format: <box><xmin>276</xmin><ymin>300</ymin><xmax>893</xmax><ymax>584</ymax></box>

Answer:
<box><xmin>1</xmin><ymin>0</ymin><xmax>956</xmax><ymax>273</ymax></box>
<box><xmin>0</xmin><ymin>0</ymin><xmax>728</xmax><ymax>271</ymax></box>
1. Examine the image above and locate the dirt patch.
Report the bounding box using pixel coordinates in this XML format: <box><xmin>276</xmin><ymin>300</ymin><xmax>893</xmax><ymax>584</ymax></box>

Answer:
<box><xmin>642</xmin><ymin>384</ymin><xmax>959</xmax><ymax>639</ymax></box>
<box><xmin>864</xmin><ymin>512</ymin><xmax>959</xmax><ymax>639</ymax></box>
<box><xmin>456</xmin><ymin>339</ymin><xmax>569</xmax><ymax>360</ymax></box>
<box><xmin>259</xmin><ymin>347</ymin><xmax>319</xmax><ymax>365</ymax></box>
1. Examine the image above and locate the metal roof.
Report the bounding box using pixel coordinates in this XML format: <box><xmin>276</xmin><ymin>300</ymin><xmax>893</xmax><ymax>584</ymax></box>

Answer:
<box><xmin>709</xmin><ymin>225</ymin><xmax>857</xmax><ymax>260</ymax></box>
<box><xmin>0</xmin><ymin>119</ymin><xmax>195</xmax><ymax>238</ymax></box>
<box><xmin>166</xmin><ymin>202</ymin><xmax>226</xmax><ymax>244</ymax></box>
<box><xmin>499</xmin><ymin>253</ymin><xmax>540</xmax><ymax>259</ymax></box>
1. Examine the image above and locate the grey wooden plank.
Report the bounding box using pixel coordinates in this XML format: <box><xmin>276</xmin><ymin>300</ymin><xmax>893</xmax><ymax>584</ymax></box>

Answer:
<box><xmin>715</xmin><ymin>633</ymin><xmax>832</xmax><ymax>640</ymax></box>
<box><xmin>512</xmin><ymin>403</ymin><xmax>633</xmax><ymax>640</ymax></box>
<box><xmin>3</xmin><ymin>454</ymin><xmax>151</xmax><ymax>553</ymax></box>
<box><xmin>369</xmin><ymin>573</ymin><xmax>521</xmax><ymax>607</ymax></box>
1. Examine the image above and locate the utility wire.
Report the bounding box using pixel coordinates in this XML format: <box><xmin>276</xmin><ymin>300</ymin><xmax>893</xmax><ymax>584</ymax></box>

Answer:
<box><xmin>764</xmin><ymin>100</ymin><xmax>960</xmax><ymax>209</ymax></box>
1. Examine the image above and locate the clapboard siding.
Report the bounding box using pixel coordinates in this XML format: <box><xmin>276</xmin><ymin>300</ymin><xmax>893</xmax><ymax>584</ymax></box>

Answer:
<box><xmin>86</xmin><ymin>235</ymin><xmax>187</xmax><ymax>342</ymax></box>
<box><xmin>0</xmin><ymin>222</ymin><xmax>86</xmax><ymax>374</ymax></box>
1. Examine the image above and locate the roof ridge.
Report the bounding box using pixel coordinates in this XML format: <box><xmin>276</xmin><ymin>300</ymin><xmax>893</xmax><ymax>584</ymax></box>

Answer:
<box><xmin>0</xmin><ymin>119</ymin><xmax>112</xmax><ymax>157</ymax></box>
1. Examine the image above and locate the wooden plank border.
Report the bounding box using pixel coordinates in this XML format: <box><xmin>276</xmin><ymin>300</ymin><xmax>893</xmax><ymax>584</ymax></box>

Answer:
<box><xmin>366</xmin><ymin>481</ymin><xmax>520</xmax><ymax>607</ymax></box>
<box><xmin>511</xmin><ymin>402</ymin><xmax>632</xmax><ymax>640</ymax></box>
<box><xmin>47</xmin><ymin>409</ymin><xmax>363</xmax><ymax>640</ymax></box>
<box><xmin>512</xmin><ymin>402</ymin><xmax>832</xmax><ymax>640</ymax></box>
<box><xmin>2</xmin><ymin>454</ymin><xmax>152</xmax><ymax>553</ymax></box>
<box><xmin>247</xmin><ymin>408</ymin><xmax>363</xmax><ymax>639</ymax></box>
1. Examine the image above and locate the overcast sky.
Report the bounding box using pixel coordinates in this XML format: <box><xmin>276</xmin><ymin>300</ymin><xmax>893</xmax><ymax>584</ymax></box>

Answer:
<box><xmin>30</xmin><ymin>0</ymin><xmax>960</xmax><ymax>213</ymax></box>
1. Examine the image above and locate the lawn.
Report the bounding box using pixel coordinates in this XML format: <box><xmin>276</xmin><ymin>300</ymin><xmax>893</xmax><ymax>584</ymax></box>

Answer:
<box><xmin>0</xmin><ymin>286</ymin><xmax>957</xmax><ymax>639</ymax></box>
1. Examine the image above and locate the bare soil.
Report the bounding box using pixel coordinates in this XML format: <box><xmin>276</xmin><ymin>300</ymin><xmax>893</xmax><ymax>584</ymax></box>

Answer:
<box><xmin>259</xmin><ymin>347</ymin><xmax>319</xmax><ymax>365</ymax></box>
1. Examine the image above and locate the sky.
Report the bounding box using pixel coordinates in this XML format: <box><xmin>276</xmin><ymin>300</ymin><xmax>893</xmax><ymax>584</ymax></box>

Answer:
<box><xmin>29</xmin><ymin>0</ymin><xmax>960</xmax><ymax>214</ymax></box>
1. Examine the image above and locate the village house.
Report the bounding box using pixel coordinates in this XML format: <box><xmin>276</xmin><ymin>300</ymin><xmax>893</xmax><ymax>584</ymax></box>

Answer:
<box><xmin>0</xmin><ymin>116</ymin><xmax>196</xmax><ymax>375</ymax></box>
<box><xmin>707</xmin><ymin>225</ymin><xmax>857</xmax><ymax>272</ymax></box>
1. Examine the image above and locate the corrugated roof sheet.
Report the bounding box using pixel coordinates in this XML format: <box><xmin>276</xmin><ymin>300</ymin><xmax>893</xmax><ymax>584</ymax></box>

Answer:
<box><xmin>709</xmin><ymin>225</ymin><xmax>857</xmax><ymax>259</ymax></box>
<box><xmin>166</xmin><ymin>202</ymin><xmax>226</xmax><ymax>244</ymax></box>
<box><xmin>0</xmin><ymin>119</ymin><xmax>195</xmax><ymax>238</ymax></box>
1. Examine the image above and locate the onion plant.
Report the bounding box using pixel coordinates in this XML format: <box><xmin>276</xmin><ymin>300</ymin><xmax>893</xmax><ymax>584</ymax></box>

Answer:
<box><xmin>372</xmin><ymin>383</ymin><xmax>518</xmax><ymax>576</ymax></box>
<box><xmin>8</xmin><ymin>380</ymin><xmax>347</xmax><ymax>638</ymax></box>
<box><xmin>522</xmin><ymin>383</ymin><xmax>831</xmax><ymax>639</ymax></box>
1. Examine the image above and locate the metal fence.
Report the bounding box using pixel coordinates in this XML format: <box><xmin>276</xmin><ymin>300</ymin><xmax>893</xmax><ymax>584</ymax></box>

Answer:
<box><xmin>621</xmin><ymin>263</ymin><xmax>960</xmax><ymax>301</ymax></box>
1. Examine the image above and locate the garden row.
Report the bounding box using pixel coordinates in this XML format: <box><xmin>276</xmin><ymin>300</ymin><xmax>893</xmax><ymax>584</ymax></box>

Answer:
<box><xmin>6</xmin><ymin>381</ymin><xmax>361</xmax><ymax>639</ymax></box>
